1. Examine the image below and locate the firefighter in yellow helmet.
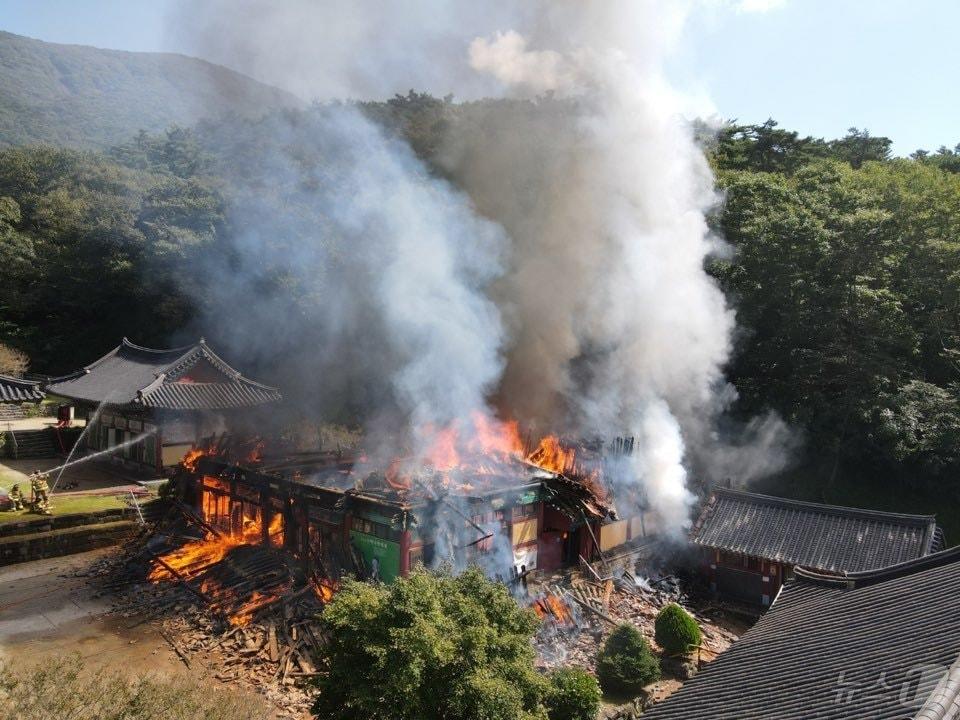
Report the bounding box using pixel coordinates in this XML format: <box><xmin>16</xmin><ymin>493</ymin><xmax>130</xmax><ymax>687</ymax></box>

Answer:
<box><xmin>7</xmin><ymin>483</ymin><xmax>24</xmax><ymax>511</ymax></box>
<box><xmin>31</xmin><ymin>472</ymin><xmax>51</xmax><ymax>515</ymax></box>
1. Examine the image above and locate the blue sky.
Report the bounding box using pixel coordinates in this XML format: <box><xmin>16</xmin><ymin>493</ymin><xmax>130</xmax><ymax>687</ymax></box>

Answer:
<box><xmin>1</xmin><ymin>0</ymin><xmax>956</xmax><ymax>155</ymax></box>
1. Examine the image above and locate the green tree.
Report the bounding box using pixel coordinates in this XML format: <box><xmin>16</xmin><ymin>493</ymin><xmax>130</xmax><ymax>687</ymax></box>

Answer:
<box><xmin>654</xmin><ymin>604</ymin><xmax>702</xmax><ymax>656</ymax></box>
<box><xmin>828</xmin><ymin>127</ymin><xmax>892</xmax><ymax>168</ymax></box>
<box><xmin>545</xmin><ymin>668</ymin><xmax>601</xmax><ymax>720</ymax></box>
<box><xmin>312</xmin><ymin>567</ymin><xmax>549</xmax><ymax>720</ymax></box>
<box><xmin>595</xmin><ymin>624</ymin><xmax>660</xmax><ymax>697</ymax></box>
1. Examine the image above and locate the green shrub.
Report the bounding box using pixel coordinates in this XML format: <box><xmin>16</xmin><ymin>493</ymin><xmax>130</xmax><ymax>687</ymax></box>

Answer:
<box><xmin>595</xmin><ymin>623</ymin><xmax>660</xmax><ymax>697</ymax></box>
<box><xmin>545</xmin><ymin>667</ymin><xmax>601</xmax><ymax>720</ymax></box>
<box><xmin>654</xmin><ymin>603</ymin><xmax>702</xmax><ymax>655</ymax></box>
<box><xmin>313</xmin><ymin>567</ymin><xmax>549</xmax><ymax>720</ymax></box>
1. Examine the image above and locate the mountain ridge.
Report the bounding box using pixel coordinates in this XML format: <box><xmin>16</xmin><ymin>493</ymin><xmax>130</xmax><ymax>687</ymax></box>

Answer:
<box><xmin>0</xmin><ymin>30</ymin><xmax>303</xmax><ymax>149</ymax></box>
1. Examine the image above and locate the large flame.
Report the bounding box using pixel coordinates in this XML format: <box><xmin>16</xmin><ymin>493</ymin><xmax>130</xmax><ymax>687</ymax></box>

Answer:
<box><xmin>149</xmin><ymin>489</ymin><xmax>290</xmax><ymax>626</ymax></box>
<box><xmin>182</xmin><ymin>447</ymin><xmax>206</xmax><ymax>472</ymax></box>
<box><xmin>386</xmin><ymin>411</ymin><xmax>597</xmax><ymax>493</ymax></box>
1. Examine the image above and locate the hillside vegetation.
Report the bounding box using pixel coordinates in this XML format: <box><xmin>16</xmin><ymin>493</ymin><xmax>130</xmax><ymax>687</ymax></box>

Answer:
<box><xmin>0</xmin><ymin>31</ymin><xmax>302</xmax><ymax>149</ymax></box>
<box><xmin>1</xmin><ymin>92</ymin><xmax>959</xmax><ymax>533</ymax></box>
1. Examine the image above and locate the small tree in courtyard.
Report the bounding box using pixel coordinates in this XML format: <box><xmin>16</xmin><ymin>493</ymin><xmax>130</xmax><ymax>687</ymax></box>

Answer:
<box><xmin>0</xmin><ymin>343</ymin><xmax>27</xmax><ymax>376</ymax></box>
<box><xmin>312</xmin><ymin>567</ymin><xmax>549</xmax><ymax>720</ymax></box>
<box><xmin>596</xmin><ymin>623</ymin><xmax>661</xmax><ymax>697</ymax></box>
<box><xmin>654</xmin><ymin>603</ymin><xmax>702</xmax><ymax>655</ymax></box>
<box><xmin>545</xmin><ymin>667</ymin><xmax>601</xmax><ymax>720</ymax></box>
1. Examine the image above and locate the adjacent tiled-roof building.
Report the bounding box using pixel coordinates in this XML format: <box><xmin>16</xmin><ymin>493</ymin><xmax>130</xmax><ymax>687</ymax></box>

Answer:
<box><xmin>46</xmin><ymin>338</ymin><xmax>281</xmax><ymax>410</ymax></box>
<box><xmin>0</xmin><ymin>374</ymin><xmax>44</xmax><ymax>403</ymax></box>
<box><xmin>690</xmin><ymin>488</ymin><xmax>943</xmax><ymax>606</ymax></box>
<box><xmin>642</xmin><ymin>545</ymin><xmax>960</xmax><ymax>719</ymax></box>
<box><xmin>45</xmin><ymin>338</ymin><xmax>281</xmax><ymax>473</ymax></box>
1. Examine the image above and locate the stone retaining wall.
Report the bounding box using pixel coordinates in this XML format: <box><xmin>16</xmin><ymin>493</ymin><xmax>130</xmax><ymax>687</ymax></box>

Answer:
<box><xmin>0</xmin><ymin>519</ymin><xmax>138</xmax><ymax>566</ymax></box>
<box><xmin>0</xmin><ymin>500</ymin><xmax>169</xmax><ymax>566</ymax></box>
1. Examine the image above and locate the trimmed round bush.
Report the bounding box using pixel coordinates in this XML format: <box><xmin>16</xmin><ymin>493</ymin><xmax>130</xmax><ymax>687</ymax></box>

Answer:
<box><xmin>545</xmin><ymin>668</ymin><xmax>601</xmax><ymax>720</ymax></box>
<box><xmin>654</xmin><ymin>603</ymin><xmax>702</xmax><ymax>655</ymax></box>
<box><xmin>595</xmin><ymin>623</ymin><xmax>661</xmax><ymax>697</ymax></box>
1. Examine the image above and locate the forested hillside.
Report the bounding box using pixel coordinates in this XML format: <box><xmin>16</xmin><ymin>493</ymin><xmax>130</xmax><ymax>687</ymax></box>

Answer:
<box><xmin>1</xmin><ymin>96</ymin><xmax>959</xmax><ymax>529</ymax></box>
<box><xmin>0</xmin><ymin>31</ymin><xmax>302</xmax><ymax>149</ymax></box>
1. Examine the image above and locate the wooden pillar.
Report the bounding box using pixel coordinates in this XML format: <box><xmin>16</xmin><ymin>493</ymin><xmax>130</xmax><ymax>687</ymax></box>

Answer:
<box><xmin>260</xmin><ymin>488</ymin><xmax>270</xmax><ymax>545</ymax></box>
<box><xmin>399</xmin><ymin>528</ymin><xmax>412</xmax><ymax>577</ymax></box>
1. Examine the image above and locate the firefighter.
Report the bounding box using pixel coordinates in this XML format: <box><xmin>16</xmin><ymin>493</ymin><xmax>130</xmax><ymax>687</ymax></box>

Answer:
<box><xmin>7</xmin><ymin>484</ymin><xmax>24</xmax><ymax>511</ymax></box>
<box><xmin>31</xmin><ymin>472</ymin><xmax>51</xmax><ymax>515</ymax></box>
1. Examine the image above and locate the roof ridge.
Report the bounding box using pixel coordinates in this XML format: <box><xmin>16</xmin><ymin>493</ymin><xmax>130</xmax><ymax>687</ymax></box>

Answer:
<box><xmin>711</xmin><ymin>487</ymin><xmax>937</xmax><ymax>525</ymax></box>
<box><xmin>0</xmin><ymin>374</ymin><xmax>40</xmax><ymax>386</ymax></box>
<box><xmin>795</xmin><ymin>543</ymin><xmax>960</xmax><ymax>589</ymax></box>
<box><xmin>121</xmin><ymin>337</ymin><xmax>200</xmax><ymax>355</ymax></box>
<box><xmin>915</xmin><ymin>652</ymin><xmax>960</xmax><ymax>720</ymax></box>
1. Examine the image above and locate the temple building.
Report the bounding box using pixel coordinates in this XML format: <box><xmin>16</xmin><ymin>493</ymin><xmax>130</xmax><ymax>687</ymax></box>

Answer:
<box><xmin>690</xmin><ymin>488</ymin><xmax>944</xmax><ymax>606</ymax></box>
<box><xmin>186</xmin><ymin>452</ymin><xmax>623</xmax><ymax>584</ymax></box>
<box><xmin>46</xmin><ymin>338</ymin><xmax>282</xmax><ymax>473</ymax></box>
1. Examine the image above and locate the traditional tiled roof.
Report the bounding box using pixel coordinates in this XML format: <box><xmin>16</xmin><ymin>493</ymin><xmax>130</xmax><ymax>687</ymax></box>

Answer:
<box><xmin>0</xmin><ymin>374</ymin><xmax>44</xmax><ymax>403</ymax></box>
<box><xmin>690</xmin><ymin>488</ymin><xmax>941</xmax><ymax>573</ymax></box>
<box><xmin>642</xmin><ymin>545</ymin><xmax>960</xmax><ymax>719</ymax></box>
<box><xmin>46</xmin><ymin>338</ymin><xmax>281</xmax><ymax>411</ymax></box>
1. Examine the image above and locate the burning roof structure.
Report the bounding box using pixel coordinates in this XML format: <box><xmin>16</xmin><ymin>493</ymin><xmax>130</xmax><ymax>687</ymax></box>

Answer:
<box><xmin>148</xmin><ymin>422</ymin><xmax>646</xmax><ymax>625</ymax></box>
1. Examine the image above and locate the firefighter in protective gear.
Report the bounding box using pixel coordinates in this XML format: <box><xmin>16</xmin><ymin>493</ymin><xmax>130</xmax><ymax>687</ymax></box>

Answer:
<box><xmin>8</xmin><ymin>484</ymin><xmax>24</xmax><ymax>511</ymax></box>
<box><xmin>31</xmin><ymin>472</ymin><xmax>52</xmax><ymax>514</ymax></box>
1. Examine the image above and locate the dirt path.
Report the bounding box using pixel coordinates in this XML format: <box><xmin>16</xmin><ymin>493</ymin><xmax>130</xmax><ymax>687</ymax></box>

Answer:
<box><xmin>0</xmin><ymin>548</ymin><xmax>185</xmax><ymax>678</ymax></box>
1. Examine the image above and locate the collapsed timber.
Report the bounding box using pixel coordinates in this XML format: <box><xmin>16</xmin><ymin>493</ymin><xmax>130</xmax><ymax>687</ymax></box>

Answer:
<box><xmin>93</xmin><ymin>503</ymin><xmax>331</xmax><ymax>718</ymax></box>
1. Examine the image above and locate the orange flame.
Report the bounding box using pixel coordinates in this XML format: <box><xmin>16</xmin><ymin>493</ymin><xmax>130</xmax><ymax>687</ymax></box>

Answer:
<box><xmin>389</xmin><ymin>411</ymin><xmax>588</xmax><ymax>491</ymax></box>
<box><xmin>149</xmin><ymin>483</ymin><xmax>293</xmax><ymax>626</ymax></box>
<box><xmin>182</xmin><ymin>447</ymin><xmax>206</xmax><ymax>472</ymax></box>
<box><xmin>310</xmin><ymin>577</ymin><xmax>338</xmax><ymax>603</ymax></box>
<box><xmin>526</xmin><ymin>436</ymin><xmax>577</xmax><ymax>476</ymax></box>
<box><xmin>147</xmin><ymin>532</ymin><xmax>242</xmax><ymax>582</ymax></box>
<box><xmin>533</xmin><ymin>593</ymin><xmax>575</xmax><ymax>626</ymax></box>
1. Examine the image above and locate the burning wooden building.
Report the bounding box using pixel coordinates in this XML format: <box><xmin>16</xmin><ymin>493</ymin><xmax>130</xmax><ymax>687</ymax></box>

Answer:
<box><xmin>46</xmin><ymin>338</ymin><xmax>282</xmax><ymax>473</ymax></box>
<box><xmin>170</xmin><ymin>431</ymin><xmax>650</xmax><ymax>585</ymax></box>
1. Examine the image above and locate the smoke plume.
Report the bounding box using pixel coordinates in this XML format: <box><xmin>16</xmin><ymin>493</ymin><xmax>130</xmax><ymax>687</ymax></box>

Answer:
<box><xmin>168</xmin><ymin>0</ymin><xmax>790</xmax><ymax>537</ymax></box>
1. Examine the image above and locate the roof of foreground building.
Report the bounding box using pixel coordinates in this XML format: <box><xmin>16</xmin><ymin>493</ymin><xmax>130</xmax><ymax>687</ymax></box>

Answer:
<box><xmin>46</xmin><ymin>338</ymin><xmax>281</xmax><ymax>411</ymax></box>
<box><xmin>642</xmin><ymin>544</ymin><xmax>960</xmax><ymax>720</ymax></box>
<box><xmin>0</xmin><ymin>374</ymin><xmax>44</xmax><ymax>403</ymax></box>
<box><xmin>690</xmin><ymin>487</ymin><xmax>942</xmax><ymax>573</ymax></box>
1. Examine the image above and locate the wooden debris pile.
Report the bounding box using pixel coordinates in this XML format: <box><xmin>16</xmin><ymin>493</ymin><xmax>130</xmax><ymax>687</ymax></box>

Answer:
<box><xmin>531</xmin><ymin>551</ymin><xmax>743</xmax><ymax>672</ymax></box>
<box><xmin>81</xmin><ymin>508</ymin><xmax>335</xmax><ymax>720</ymax></box>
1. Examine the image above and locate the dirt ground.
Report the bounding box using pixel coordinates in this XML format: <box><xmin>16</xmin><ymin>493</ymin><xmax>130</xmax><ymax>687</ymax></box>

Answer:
<box><xmin>0</xmin><ymin>548</ymin><xmax>290</xmax><ymax>718</ymax></box>
<box><xmin>0</xmin><ymin>548</ymin><xmax>185</xmax><ymax>678</ymax></box>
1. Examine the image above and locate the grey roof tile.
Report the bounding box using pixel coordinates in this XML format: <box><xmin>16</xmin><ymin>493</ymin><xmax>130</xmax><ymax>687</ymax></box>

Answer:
<box><xmin>690</xmin><ymin>488</ymin><xmax>940</xmax><ymax>573</ymax></box>
<box><xmin>643</xmin><ymin>546</ymin><xmax>960</xmax><ymax>719</ymax></box>
<box><xmin>46</xmin><ymin>338</ymin><xmax>281</xmax><ymax>411</ymax></box>
<box><xmin>0</xmin><ymin>374</ymin><xmax>44</xmax><ymax>402</ymax></box>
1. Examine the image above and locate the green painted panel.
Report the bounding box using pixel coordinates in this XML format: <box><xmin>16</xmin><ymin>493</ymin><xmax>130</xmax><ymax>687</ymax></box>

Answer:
<box><xmin>350</xmin><ymin>530</ymin><xmax>402</xmax><ymax>582</ymax></box>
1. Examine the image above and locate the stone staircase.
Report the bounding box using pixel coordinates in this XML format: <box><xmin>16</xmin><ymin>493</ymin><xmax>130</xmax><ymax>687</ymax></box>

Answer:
<box><xmin>0</xmin><ymin>403</ymin><xmax>26</xmax><ymax>421</ymax></box>
<box><xmin>5</xmin><ymin>428</ymin><xmax>81</xmax><ymax>459</ymax></box>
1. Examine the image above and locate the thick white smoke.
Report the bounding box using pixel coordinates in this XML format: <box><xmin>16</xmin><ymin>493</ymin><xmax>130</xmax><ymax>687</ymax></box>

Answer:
<box><xmin>169</xmin><ymin>0</ymin><xmax>791</xmax><ymax>537</ymax></box>
<box><xmin>449</xmin><ymin>2</ymin><xmax>735</xmax><ymax>531</ymax></box>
